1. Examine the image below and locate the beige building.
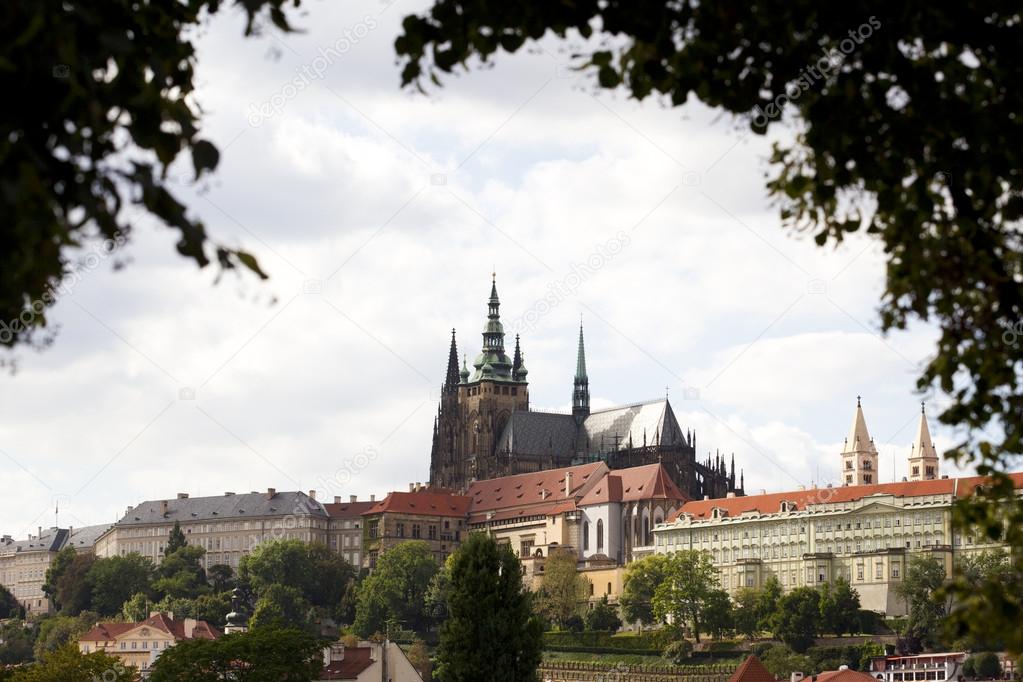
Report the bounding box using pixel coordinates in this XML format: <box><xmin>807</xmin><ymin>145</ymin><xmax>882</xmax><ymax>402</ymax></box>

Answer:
<box><xmin>94</xmin><ymin>489</ymin><xmax>338</xmax><ymax>569</ymax></box>
<box><xmin>654</xmin><ymin>471</ymin><xmax>1022</xmax><ymax>615</ymax></box>
<box><xmin>361</xmin><ymin>487</ymin><xmax>471</xmax><ymax>569</ymax></box>
<box><xmin>78</xmin><ymin>612</ymin><xmax>220</xmax><ymax>677</ymax></box>
<box><xmin>0</xmin><ymin>524</ymin><xmax>110</xmax><ymax>615</ymax></box>
<box><xmin>324</xmin><ymin>496</ymin><xmax>376</xmax><ymax>570</ymax></box>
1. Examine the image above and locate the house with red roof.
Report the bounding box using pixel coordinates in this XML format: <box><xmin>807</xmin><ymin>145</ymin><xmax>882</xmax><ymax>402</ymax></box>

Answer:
<box><xmin>318</xmin><ymin>640</ymin><xmax>423</xmax><ymax>681</ymax></box>
<box><xmin>360</xmin><ymin>486</ymin><xmax>472</xmax><ymax>569</ymax></box>
<box><xmin>78</xmin><ymin>611</ymin><xmax>220</xmax><ymax>677</ymax></box>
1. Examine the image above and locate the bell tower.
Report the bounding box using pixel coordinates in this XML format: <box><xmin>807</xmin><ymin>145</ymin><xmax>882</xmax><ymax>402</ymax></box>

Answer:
<box><xmin>841</xmin><ymin>396</ymin><xmax>879</xmax><ymax>486</ymax></box>
<box><xmin>907</xmin><ymin>403</ymin><xmax>939</xmax><ymax>481</ymax></box>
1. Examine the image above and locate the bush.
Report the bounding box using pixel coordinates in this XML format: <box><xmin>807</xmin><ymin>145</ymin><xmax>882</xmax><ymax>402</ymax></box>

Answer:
<box><xmin>963</xmin><ymin>657</ymin><xmax>977</xmax><ymax>679</ymax></box>
<box><xmin>564</xmin><ymin>615</ymin><xmax>585</xmax><ymax>633</ymax></box>
<box><xmin>663</xmin><ymin>639</ymin><xmax>694</xmax><ymax>664</ymax></box>
<box><xmin>585</xmin><ymin>596</ymin><xmax>622</xmax><ymax>633</ymax></box>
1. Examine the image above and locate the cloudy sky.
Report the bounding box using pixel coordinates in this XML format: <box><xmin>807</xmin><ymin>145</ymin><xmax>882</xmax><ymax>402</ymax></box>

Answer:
<box><xmin>1</xmin><ymin>0</ymin><xmax>969</xmax><ymax>537</ymax></box>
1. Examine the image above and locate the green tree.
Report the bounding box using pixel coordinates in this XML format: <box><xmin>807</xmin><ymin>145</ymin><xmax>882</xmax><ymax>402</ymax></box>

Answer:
<box><xmin>946</xmin><ymin>551</ymin><xmax>1021</xmax><ymax>651</ymax></box>
<box><xmin>662</xmin><ymin>639</ymin><xmax>694</xmax><ymax>665</ymax></box>
<box><xmin>41</xmin><ymin>547</ymin><xmax>75</xmax><ymax>610</ymax></box>
<box><xmin>394</xmin><ymin>2</ymin><xmax>1023</xmax><ymax>651</ymax></box>
<box><xmin>651</xmin><ymin>550</ymin><xmax>718</xmax><ymax>642</ymax></box>
<box><xmin>536</xmin><ymin>549</ymin><xmax>589</xmax><ymax>628</ymax></box>
<box><xmin>761</xmin><ymin>645</ymin><xmax>814</xmax><ymax>678</ymax></box>
<box><xmin>425</xmin><ymin>559</ymin><xmax>452</xmax><ymax>622</ymax></box>
<box><xmin>88</xmin><ymin>553</ymin><xmax>155</xmax><ymax>616</ymax></box>
<box><xmin>32</xmin><ymin>611</ymin><xmax>100</xmax><ymax>662</ymax></box>
<box><xmin>120</xmin><ymin>591</ymin><xmax>151</xmax><ymax>622</ymax></box>
<box><xmin>973</xmin><ymin>652</ymin><xmax>1002</xmax><ymax>680</ymax></box>
<box><xmin>733</xmin><ymin>587</ymin><xmax>761</xmax><ymax>641</ymax></box>
<box><xmin>773</xmin><ymin>587</ymin><xmax>820</xmax><ymax>653</ymax></box>
<box><xmin>757</xmin><ymin>576</ymin><xmax>783</xmax><ymax>633</ymax></box>
<box><xmin>896</xmin><ymin>555</ymin><xmax>949</xmax><ymax>649</ymax></box>
<box><xmin>239</xmin><ymin>540</ymin><xmax>354</xmax><ymax>619</ymax></box>
<box><xmin>407</xmin><ymin>639</ymin><xmax>432</xmax><ymax>681</ymax></box>
<box><xmin>585</xmin><ymin>595</ymin><xmax>623</xmax><ymax>632</ymax></box>
<box><xmin>619</xmin><ymin>553</ymin><xmax>669</xmax><ymax>627</ymax></box>
<box><xmin>0</xmin><ymin>585</ymin><xmax>22</xmax><ymax>620</ymax></box>
<box><xmin>0</xmin><ymin>620</ymin><xmax>35</xmax><ymax>665</ymax></box>
<box><xmin>207</xmin><ymin>564</ymin><xmax>235</xmax><ymax>593</ymax></box>
<box><xmin>53</xmin><ymin>553</ymin><xmax>96</xmax><ymax>615</ymax></box>
<box><xmin>352</xmin><ymin>541</ymin><xmax>438</xmax><ymax>636</ymax></box>
<box><xmin>154</xmin><ymin>545</ymin><xmax>208</xmax><ymax>600</ymax></box>
<box><xmin>0</xmin><ymin>1</ymin><xmax>283</xmax><ymax>356</ymax></box>
<box><xmin>819</xmin><ymin>578</ymin><xmax>861</xmax><ymax>636</ymax></box>
<box><xmin>701</xmin><ymin>588</ymin><xmax>734</xmax><ymax>640</ymax></box>
<box><xmin>8</xmin><ymin>644</ymin><xmax>134</xmax><ymax>682</ymax></box>
<box><xmin>148</xmin><ymin>627</ymin><xmax>323</xmax><ymax>682</ymax></box>
<box><xmin>249</xmin><ymin>584</ymin><xmax>316</xmax><ymax>634</ymax></box>
<box><xmin>165</xmin><ymin>522</ymin><xmax>187</xmax><ymax>555</ymax></box>
<box><xmin>434</xmin><ymin>533</ymin><xmax>543</xmax><ymax>682</ymax></box>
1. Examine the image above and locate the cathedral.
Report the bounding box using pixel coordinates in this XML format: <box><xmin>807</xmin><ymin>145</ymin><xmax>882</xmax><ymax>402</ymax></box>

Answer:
<box><xmin>429</xmin><ymin>276</ymin><xmax>743</xmax><ymax>500</ymax></box>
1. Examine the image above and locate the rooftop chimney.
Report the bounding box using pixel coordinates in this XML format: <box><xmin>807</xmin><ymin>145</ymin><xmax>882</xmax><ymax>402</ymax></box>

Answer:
<box><xmin>266</xmin><ymin>488</ymin><xmax>276</xmax><ymax>499</ymax></box>
<box><xmin>370</xmin><ymin>494</ymin><xmax>375</xmax><ymax>502</ymax></box>
<box><xmin>184</xmin><ymin>618</ymin><xmax>197</xmax><ymax>639</ymax></box>
<box><xmin>334</xmin><ymin>496</ymin><xmax>341</xmax><ymax>504</ymax></box>
<box><xmin>177</xmin><ymin>493</ymin><xmax>189</xmax><ymax>499</ymax></box>
<box><xmin>308</xmin><ymin>490</ymin><xmax>316</xmax><ymax>500</ymax></box>
<box><xmin>409</xmin><ymin>483</ymin><xmax>415</xmax><ymax>492</ymax></box>
<box><xmin>349</xmin><ymin>495</ymin><xmax>357</xmax><ymax>503</ymax></box>
<box><xmin>726</xmin><ymin>492</ymin><xmax>736</xmax><ymax>498</ymax></box>
<box><xmin>565</xmin><ymin>471</ymin><xmax>573</xmax><ymax>497</ymax></box>
<box><xmin>224</xmin><ymin>492</ymin><xmax>235</xmax><ymax>496</ymax></box>
<box><xmin>160</xmin><ymin>500</ymin><xmax>169</xmax><ymax>517</ymax></box>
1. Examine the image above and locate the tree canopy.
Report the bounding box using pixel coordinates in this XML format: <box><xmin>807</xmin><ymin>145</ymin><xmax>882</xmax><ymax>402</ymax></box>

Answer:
<box><xmin>651</xmin><ymin>550</ymin><xmax>718</xmax><ymax>642</ymax></box>
<box><xmin>148</xmin><ymin>627</ymin><xmax>323</xmax><ymax>682</ymax></box>
<box><xmin>352</xmin><ymin>541</ymin><xmax>438</xmax><ymax>636</ymax></box>
<box><xmin>434</xmin><ymin>533</ymin><xmax>543</xmax><ymax>682</ymax></box>
<box><xmin>619</xmin><ymin>553</ymin><xmax>669</xmax><ymax>627</ymax></box>
<box><xmin>535</xmin><ymin>549</ymin><xmax>589</xmax><ymax>628</ymax></box>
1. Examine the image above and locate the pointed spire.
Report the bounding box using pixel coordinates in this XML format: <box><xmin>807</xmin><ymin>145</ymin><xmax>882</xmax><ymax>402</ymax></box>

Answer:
<box><xmin>908</xmin><ymin>402</ymin><xmax>939</xmax><ymax>480</ymax></box>
<box><xmin>444</xmin><ymin>328</ymin><xmax>459</xmax><ymax>394</ymax></box>
<box><xmin>512</xmin><ymin>334</ymin><xmax>523</xmax><ymax>379</ymax></box>
<box><xmin>575</xmin><ymin>322</ymin><xmax>587</xmax><ymax>380</ymax></box>
<box><xmin>843</xmin><ymin>397</ymin><xmax>876</xmax><ymax>454</ymax></box>
<box><xmin>459</xmin><ymin>353</ymin><xmax>470</xmax><ymax>383</ymax></box>
<box><xmin>572</xmin><ymin>322</ymin><xmax>590</xmax><ymax>423</ymax></box>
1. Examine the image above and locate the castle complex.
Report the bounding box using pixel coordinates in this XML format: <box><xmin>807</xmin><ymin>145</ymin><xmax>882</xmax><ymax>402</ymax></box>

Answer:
<box><xmin>428</xmin><ymin>276</ymin><xmax>742</xmax><ymax>500</ymax></box>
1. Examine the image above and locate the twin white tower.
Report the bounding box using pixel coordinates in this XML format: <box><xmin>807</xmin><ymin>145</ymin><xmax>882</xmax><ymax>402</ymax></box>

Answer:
<box><xmin>840</xmin><ymin>397</ymin><xmax>939</xmax><ymax>486</ymax></box>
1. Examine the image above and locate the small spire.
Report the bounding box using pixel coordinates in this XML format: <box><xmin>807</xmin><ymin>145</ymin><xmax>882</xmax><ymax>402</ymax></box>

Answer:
<box><xmin>921</xmin><ymin>401</ymin><xmax>926</xmax><ymax>415</ymax></box>
<box><xmin>857</xmin><ymin>395</ymin><xmax>861</xmax><ymax>408</ymax></box>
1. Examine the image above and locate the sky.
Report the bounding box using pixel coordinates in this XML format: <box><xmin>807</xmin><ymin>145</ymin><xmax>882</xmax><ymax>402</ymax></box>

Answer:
<box><xmin>0</xmin><ymin>0</ymin><xmax>970</xmax><ymax>538</ymax></box>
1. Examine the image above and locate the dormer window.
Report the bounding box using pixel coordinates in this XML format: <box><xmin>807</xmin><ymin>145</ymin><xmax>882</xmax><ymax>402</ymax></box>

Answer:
<box><xmin>711</xmin><ymin>507</ymin><xmax>728</xmax><ymax>519</ymax></box>
<box><xmin>779</xmin><ymin>500</ymin><xmax>797</xmax><ymax>513</ymax></box>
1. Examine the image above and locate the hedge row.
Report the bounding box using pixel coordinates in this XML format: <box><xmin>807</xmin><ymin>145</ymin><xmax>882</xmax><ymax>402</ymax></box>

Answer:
<box><xmin>543</xmin><ymin>630</ymin><xmax>672</xmax><ymax>650</ymax></box>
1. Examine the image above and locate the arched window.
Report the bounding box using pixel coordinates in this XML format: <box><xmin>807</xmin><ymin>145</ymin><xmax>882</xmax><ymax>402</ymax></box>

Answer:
<box><xmin>643</xmin><ymin>517</ymin><xmax>651</xmax><ymax>545</ymax></box>
<box><xmin>597</xmin><ymin>519</ymin><xmax>604</xmax><ymax>551</ymax></box>
<box><xmin>583</xmin><ymin>521</ymin><xmax>590</xmax><ymax>551</ymax></box>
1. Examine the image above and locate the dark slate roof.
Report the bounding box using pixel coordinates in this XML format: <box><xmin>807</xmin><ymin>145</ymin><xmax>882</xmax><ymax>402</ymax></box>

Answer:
<box><xmin>581</xmin><ymin>399</ymin><xmax>685</xmax><ymax>455</ymax></box>
<box><xmin>66</xmin><ymin>523</ymin><xmax>112</xmax><ymax>551</ymax></box>
<box><xmin>116</xmin><ymin>491</ymin><xmax>327</xmax><ymax>526</ymax></box>
<box><xmin>0</xmin><ymin>527</ymin><xmax>67</xmax><ymax>554</ymax></box>
<box><xmin>495</xmin><ymin>410</ymin><xmax>578</xmax><ymax>456</ymax></box>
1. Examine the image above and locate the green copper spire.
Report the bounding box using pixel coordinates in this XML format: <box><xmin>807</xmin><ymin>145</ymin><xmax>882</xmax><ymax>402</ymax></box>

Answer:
<box><xmin>469</xmin><ymin>273</ymin><xmax>515</xmax><ymax>382</ymax></box>
<box><xmin>572</xmin><ymin>322</ymin><xmax>590</xmax><ymax>422</ymax></box>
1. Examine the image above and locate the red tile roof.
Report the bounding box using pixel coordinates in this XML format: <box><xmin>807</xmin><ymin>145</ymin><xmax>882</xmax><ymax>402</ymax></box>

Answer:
<box><xmin>672</xmin><ymin>472</ymin><xmax>1023</xmax><ymax>522</ymax></box>
<box><xmin>80</xmin><ymin>613</ymin><xmax>221</xmax><ymax>642</ymax></box>
<box><xmin>728</xmin><ymin>655</ymin><xmax>776</xmax><ymax>682</ymax></box>
<box><xmin>465</xmin><ymin>462</ymin><xmax>607</xmax><ymax>523</ymax></box>
<box><xmin>578</xmin><ymin>463</ymin><xmax>690</xmax><ymax>505</ymax></box>
<box><xmin>816</xmin><ymin>669</ymin><xmax>878</xmax><ymax>682</ymax></box>
<box><xmin>323</xmin><ymin>501</ymin><xmax>377</xmax><ymax>518</ymax></box>
<box><xmin>361</xmin><ymin>490</ymin><xmax>471</xmax><ymax>518</ymax></box>
<box><xmin>321</xmin><ymin>647</ymin><xmax>374</xmax><ymax>679</ymax></box>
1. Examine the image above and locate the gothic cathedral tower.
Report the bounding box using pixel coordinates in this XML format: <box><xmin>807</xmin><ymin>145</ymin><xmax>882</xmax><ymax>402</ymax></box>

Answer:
<box><xmin>907</xmin><ymin>403</ymin><xmax>939</xmax><ymax>481</ymax></box>
<box><xmin>429</xmin><ymin>275</ymin><xmax>529</xmax><ymax>490</ymax></box>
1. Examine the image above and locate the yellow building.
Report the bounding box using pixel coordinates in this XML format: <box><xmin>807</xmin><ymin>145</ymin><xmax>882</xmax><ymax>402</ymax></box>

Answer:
<box><xmin>78</xmin><ymin>612</ymin><xmax>220</xmax><ymax>677</ymax></box>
